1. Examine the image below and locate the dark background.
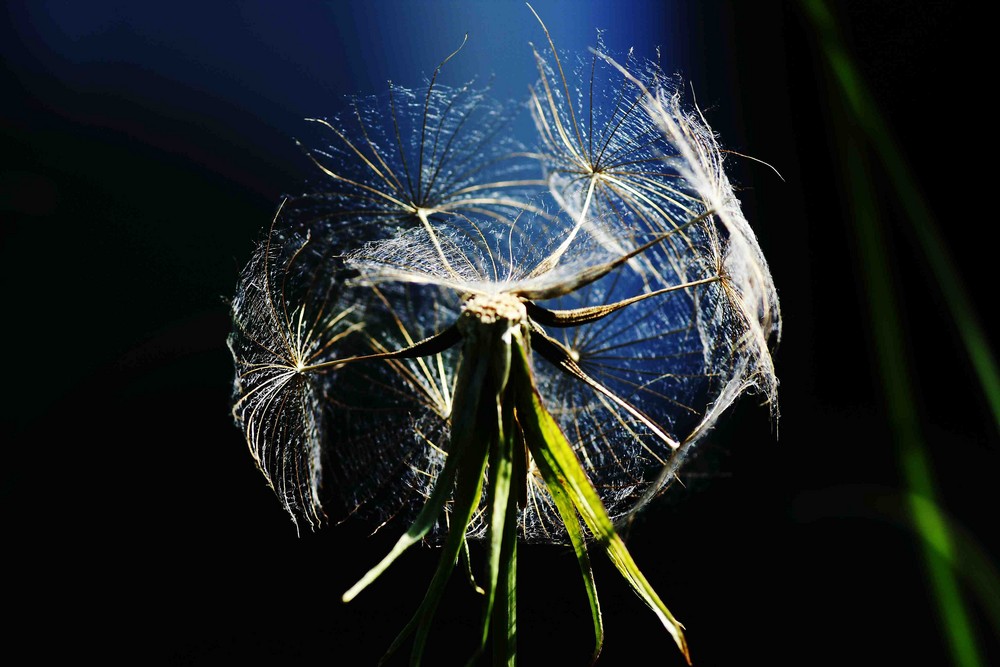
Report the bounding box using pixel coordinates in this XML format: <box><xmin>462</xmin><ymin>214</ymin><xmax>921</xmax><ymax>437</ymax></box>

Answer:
<box><xmin>3</xmin><ymin>2</ymin><xmax>995</xmax><ymax>665</ymax></box>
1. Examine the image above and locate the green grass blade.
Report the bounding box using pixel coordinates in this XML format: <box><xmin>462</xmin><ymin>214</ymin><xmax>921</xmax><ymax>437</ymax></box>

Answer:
<box><xmin>410</xmin><ymin>445</ymin><xmax>491</xmax><ymax>665</ymax></box>
<box><xmin>795</xmin><ymin>485</ymin><xmax>1000</xmax><ymax>641</ymax></box>
<box><xmin>510</xmin><ymin>340</ymin><xmax>690</xmax><ymax>664</ymax></box>
<box><xmin>381</xmin><ymin>321</ymin><xmax>518</xmax><ymax>666</ymax></box>
<box><xmin>908</xmin><ymin>492</ymin><xmax>1000</xmax><ymax>641</ymax></box>
<box><xmin>844</xmin><ymin>124</ymin><xmax>982</xmax><ymax>667</ymax></box>
<box><xmin>343</xmin><ymin>333</ymin><xmax>494</xmax><ymax>603</ymax></box>
<box><xmin>799</xmin><ymin>5</ymin><xmax>986</xmax><ymax>661</ymax></box>
<box><xmin>492</xmin><ymin>489</ymin><xmax>518</xmax><ymax>667</ymax></box>
<box><xmin>490</xmin><ymin>384</ymin><xmax>523</xmax><ymax>667</ymax></box>
<box><xmin>801</xmin><ymin>0</ymin><xmax>1000</xmax><ymax>432</ymax></box>
<box><xmin>377</xmin><ymin>421</ymin><xmax>491</xmax><ymax>666</ymax></box>
<box><xmin>342</xmin><ymin>449</ymin><xmax>461</xmax><ymax>604</ymax></box>
<box><xmin>910</xmin><ymin>495</ymin><xmax>1000</xmax><ymax>641</ymax></box>
<box><xmin>529</xmin><ymin>438</ymin><xmax>604</xmax><ymax>664</ymax></box>
<box><xmin>476</xmin><ymin>395</ymin><xmax>516</xmax><ymax>655</ymax></box>
<box><xmin>800</xmin><ymin>4</ymin><xmax>990</xmax><ymax>664</ymax></box>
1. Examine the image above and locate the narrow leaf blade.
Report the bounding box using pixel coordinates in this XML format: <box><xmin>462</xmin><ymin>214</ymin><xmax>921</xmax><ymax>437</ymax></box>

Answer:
<box><xmin>528</xmin><ymin>439</ymin><xmax>604</xmax><ymax>664</ymax></box>
<box><xmin>511</xmin><ymin>340</ymin><xmax>690</xmax><ymax>664</ymax></box>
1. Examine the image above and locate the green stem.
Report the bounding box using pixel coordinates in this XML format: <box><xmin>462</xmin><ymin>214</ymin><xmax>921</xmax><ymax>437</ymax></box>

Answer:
<box><xmin>800</xmin><ymin>2</ymin><xmax>1000</xmax><ymax>433</ymax></box>
<box><xmin>800</xmin><ymin>4</ymin><xmax>987</xmax><ymax>664</ymax></box>
<box><xmin>491</xmin><ymin>477</ymin><xmax>519</xmax><ymax>667</ymax></box>
<box><xmin>477</xmin><ymin>392</ymin><xmax>517</xmax><ymax>655</ymax></box>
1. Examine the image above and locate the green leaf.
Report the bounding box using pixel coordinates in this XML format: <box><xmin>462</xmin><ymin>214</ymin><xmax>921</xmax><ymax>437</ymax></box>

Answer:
<box><xmin>491</xmin><ymin>489</ymin><xmax>518</xmax><ymax>667</ymax></box>
<box><xmin>342</xmin><ymin>326</ymin><xmax>493</xmax><ymax>603</ymax></box>
<box><xmin>801</xmin><ymin>3</ymin><xmax>989</xmax><ymax>665</ymax></box>
<box><xmin>510</xmin><ymin>339</ymin><xmax>690</xmax><ymax>664</ymax></box>
<box><xmin>341</xmin><ymin>442</ymin><xmax>461</xmax><ymax>604</ymax></box>
<box><xmin>407</xmin><ymin>431</ymin><xmax>491</xmax><ymax>665</ymax></box>
<box><xmin>801</xmin><ymin>1</ymin><xmax>1000</xmax><ymax>434</ymax></box>
<box><xmin>378</xmin><ymin>396</ymin><xmax>492</xmax><ymax>666</ymax></box>
<box><xmin>374</xmin><ymin>313</ymin><xmax>524</xmax><ymax>665</ymax></box>
<box><xmin>476</xmin><ymin>389</ymin><xmax>517</xmax><ymax>655</ymax></box>
<box><xmin>491</xmin><ymin>388</ymin><xmax>523</xmax><ymax>667</ymax></box>
<box><xmin>529</xmin><ymin>440</ymin><xmax>604</xmax><ymax>664</ymax></box>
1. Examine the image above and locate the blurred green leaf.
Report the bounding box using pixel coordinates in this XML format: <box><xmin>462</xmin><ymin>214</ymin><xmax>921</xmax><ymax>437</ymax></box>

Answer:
<box><xmin>801</xmin><ymin>2</ymin><xmax>991</xmax><ymax>664</ymax></box>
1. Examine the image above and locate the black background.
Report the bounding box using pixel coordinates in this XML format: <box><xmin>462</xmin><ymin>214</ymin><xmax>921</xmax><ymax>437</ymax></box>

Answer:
<box><xmin>3</xmin><ymin>2</ymin><xmax>996</xmax><ymax>665</ymax></box>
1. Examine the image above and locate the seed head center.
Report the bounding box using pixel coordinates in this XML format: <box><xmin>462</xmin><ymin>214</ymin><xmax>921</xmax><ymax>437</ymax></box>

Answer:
<box><xmin>461</xmin><ymin>293</ymin><xmax>527</xmax><ymax>326</ymax></box>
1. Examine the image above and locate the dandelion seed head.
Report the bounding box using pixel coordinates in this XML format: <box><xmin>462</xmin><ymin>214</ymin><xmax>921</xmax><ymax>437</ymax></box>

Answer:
<box><xmin>229</xmin><ymin>34</ymin><xmax>779</xmax><ymax>542</ymax></box>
